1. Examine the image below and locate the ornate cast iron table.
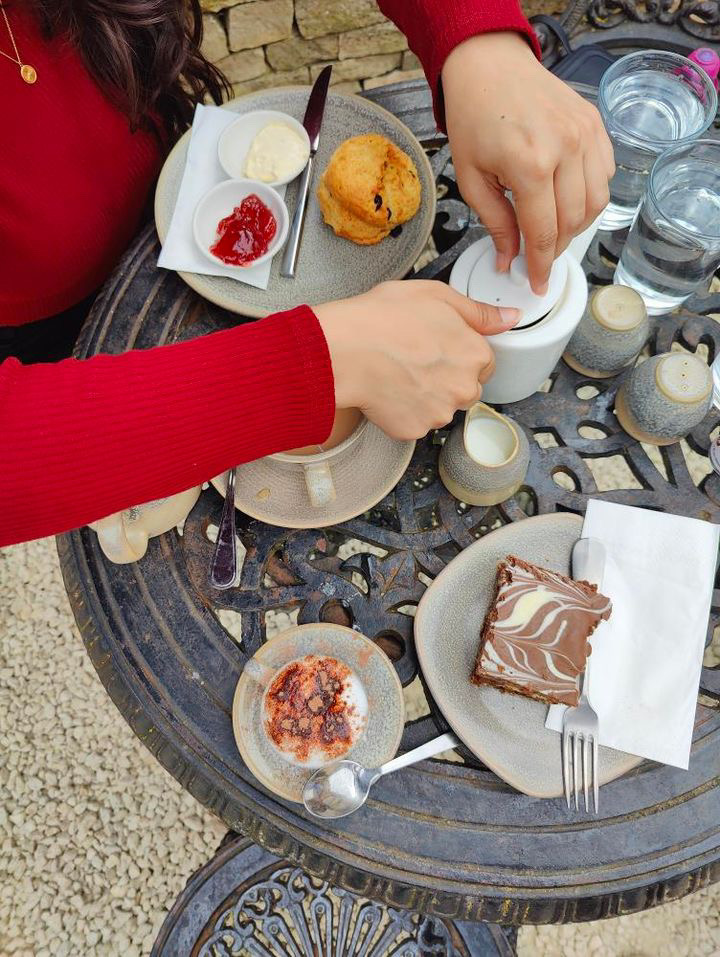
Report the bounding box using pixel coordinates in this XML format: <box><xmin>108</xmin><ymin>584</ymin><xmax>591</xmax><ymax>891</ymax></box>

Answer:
<box><xmin>150</xmin><ymin>833</ymin><xmax>517</xmax><ymax>956</ymax></box>
<box><xmin>59</xmin><ymin>32</ymin><xmax>720</xmax><ymax>925</ymax></box>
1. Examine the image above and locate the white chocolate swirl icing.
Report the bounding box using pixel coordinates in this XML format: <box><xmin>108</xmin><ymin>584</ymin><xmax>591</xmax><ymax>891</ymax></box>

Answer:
<box><xmin>473</xmin><ymin>556</ymin><xmax>612</xmax><ymax>706</ymax></box>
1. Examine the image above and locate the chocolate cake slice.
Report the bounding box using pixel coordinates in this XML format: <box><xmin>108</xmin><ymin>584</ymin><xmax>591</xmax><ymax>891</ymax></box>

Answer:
<box><xmin>472</xmin><ymin>555</ymin><xmax>612</xmax><ymax>706</ymax></box>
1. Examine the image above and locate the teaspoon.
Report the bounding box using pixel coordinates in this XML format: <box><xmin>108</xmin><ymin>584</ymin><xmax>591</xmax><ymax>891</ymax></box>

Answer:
<box><xmin>303</xmin><ymin>731</ymin><xmax>459</xmax><ymax>819</ymax></box>
<box><xmin>210</xmin><ymin>467</ymin><xmax>237</xmax><ymax>589</ymax></box>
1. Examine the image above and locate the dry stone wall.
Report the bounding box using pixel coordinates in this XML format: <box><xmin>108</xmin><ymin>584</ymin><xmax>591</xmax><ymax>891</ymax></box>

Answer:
<box><xmin>200</xmin><ymin>0</ymin><xmax>561</xmax><ymax>97</ymax></box>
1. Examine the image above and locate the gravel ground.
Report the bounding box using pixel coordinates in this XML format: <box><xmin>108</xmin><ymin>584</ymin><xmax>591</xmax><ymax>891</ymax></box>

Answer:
<box><xmin>0</xmin><ymin>538</ymin><xmax>226</xmax><ymax>957</ymax></box>
<box><xmin>2</xmin><ymin>536</ymin><xmax>719</xmax><ymax>956</ymax></box>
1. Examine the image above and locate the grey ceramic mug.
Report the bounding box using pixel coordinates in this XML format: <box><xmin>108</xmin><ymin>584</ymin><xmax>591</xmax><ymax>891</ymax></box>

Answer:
<box><xmin>564</xmin><ymin>285</ymin><xmax>649</xmax><ymax>379</ymax></box>
<box><xmin>615</xmin><ymin>352</ymin><xmax>712</xmax><ymax>445</ymax></box>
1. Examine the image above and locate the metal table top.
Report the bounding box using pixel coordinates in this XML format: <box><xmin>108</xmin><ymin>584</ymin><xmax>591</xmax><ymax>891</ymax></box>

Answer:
<box><xmin>59</xmin><ymin>76</ymin><xmax>720</xmax><ymax>925</ymax></box>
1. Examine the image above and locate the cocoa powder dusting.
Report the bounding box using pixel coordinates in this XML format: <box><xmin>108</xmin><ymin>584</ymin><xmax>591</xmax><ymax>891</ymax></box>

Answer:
<box><xmin>265</xmin><ymin>656</ymin><xmax>357</xmax><ymax>763</ymax></box>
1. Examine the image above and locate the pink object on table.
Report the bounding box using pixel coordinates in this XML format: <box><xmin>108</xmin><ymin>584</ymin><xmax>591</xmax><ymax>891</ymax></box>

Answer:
<box><xmin>689</xmin><ymin>47</ymin><xmax>720</xmax><ymax>90</ymax></box>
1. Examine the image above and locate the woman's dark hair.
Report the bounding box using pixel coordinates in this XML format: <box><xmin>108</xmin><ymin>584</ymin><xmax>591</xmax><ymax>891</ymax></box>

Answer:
<box><xmin>30</xmin><ymin>0</ymin><xmax>231</xmax><ymax>140</ymax></box>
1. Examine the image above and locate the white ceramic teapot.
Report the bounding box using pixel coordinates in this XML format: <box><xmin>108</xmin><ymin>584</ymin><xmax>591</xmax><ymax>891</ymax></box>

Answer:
<box><xmin>450</xmin><ymin>238</ymin><xmax>588</xmax><ymax>404</ymax></box>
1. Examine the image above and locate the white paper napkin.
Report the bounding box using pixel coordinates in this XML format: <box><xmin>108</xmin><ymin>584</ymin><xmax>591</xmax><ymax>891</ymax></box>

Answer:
<box><xmin>157</xmin><ymin>103</ymin><xmax>285</xmax><ymax>289</ymax></box>
<box><xmin>546</xmin><ymin>499</ymin><xmax>719</xmax><ymax>768</ymax></box>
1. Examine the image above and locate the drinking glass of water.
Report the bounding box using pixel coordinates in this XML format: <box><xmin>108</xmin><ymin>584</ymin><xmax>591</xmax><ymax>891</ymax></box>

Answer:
<box><xmin>598</xmin><ymin>51</ymin><xmax>717</xmax><ymax>230</ymax></box>
<box><xmin>614</xmin><ymin>139</ymin><xmax>720</xmax><ymax>315</ymax></box>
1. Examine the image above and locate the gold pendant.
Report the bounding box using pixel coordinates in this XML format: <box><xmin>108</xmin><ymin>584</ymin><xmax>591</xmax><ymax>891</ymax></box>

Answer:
<box><xmin>20</xmin><ymin>63</ymin><xmax>37</xmax><ymax>84</ymax></box>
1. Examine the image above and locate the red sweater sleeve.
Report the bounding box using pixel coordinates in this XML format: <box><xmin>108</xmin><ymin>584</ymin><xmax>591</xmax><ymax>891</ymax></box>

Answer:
<box><xmin>378</xmin><ymin>0</ymin><xmax>541</xmax><ymax>131</ymax></box>
<box><xmin>0</xmin><ymin>306</ymin><xmax>335</xmax><ymax>547</ymax></box>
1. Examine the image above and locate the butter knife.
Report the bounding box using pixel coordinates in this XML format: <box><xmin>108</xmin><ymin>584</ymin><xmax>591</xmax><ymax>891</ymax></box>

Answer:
<box><xmin>280</xmin><ymin>65</ymin><xmax>332</xmax><ymax>278</ymax></box>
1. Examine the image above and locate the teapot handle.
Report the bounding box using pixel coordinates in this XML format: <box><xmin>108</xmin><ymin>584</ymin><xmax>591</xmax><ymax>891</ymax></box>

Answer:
<box><xmin>90</xmin><ymin>513</ymin><xmax>148</xmax><ymax>564</ymax></box>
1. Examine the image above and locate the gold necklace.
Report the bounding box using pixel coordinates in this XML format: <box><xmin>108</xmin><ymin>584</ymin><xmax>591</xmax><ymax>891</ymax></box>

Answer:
<box><xmin>0</xmin><ymin>4</ymin><xmax>37</xmax><ymax>83</ymax></box>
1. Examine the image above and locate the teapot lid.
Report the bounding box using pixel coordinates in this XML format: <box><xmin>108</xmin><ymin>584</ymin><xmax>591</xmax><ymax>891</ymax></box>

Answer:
<box><xmin>467</xmin><ymin>247</ymin><xmax>568</xmax><ymax>328</ymax></box>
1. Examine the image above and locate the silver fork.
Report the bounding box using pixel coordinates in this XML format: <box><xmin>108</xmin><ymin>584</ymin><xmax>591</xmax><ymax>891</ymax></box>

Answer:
<box><xmin>562</xmin><ymin>537</ymin><xmax>604</xmax><ymax>813</ymax></box>
<box><xmin>562</xmin><ymin>666</ymin><xmax>599</xmax><ymax>812</ymax></box>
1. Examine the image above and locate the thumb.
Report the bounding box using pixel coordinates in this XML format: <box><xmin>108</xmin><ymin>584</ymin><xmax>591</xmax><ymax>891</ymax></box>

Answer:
<box><xmin>440</xmin><ymin>284</ymin><xmax>522</xmax><ymax>336</ymax></box>
<box><xmin>458</xmin><ymin>169</ymin><xmax>520</xmax><ymax>272</ymax></box>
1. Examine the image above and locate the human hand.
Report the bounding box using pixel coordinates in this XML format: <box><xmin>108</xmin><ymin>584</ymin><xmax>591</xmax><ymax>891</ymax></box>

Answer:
<box><xmin>442</xmin><ymin>31</ymin><xmax>615</xmax><ymax>294</ymax></box>
<box><xmin>314</xmin><ymin>280</ymin><xmax>519</xmax><ymax>441</ymax></box>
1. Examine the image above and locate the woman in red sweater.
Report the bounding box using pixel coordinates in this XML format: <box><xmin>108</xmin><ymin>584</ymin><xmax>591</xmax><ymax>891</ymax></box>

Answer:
<box><xmin>0</xmin><ymin>0</ymin><xmax>612</xmax><ymax>547</ymax></box>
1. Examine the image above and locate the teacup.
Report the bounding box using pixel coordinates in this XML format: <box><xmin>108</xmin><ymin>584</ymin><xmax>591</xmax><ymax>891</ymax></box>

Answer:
<box><xmin>284</xmin><ymin>407</ymin><xmax>363</xmax><ymax>456</ymax></box>
<box><xmin>615</xmin><ymin>352</ymin><xmax>712</xmax><ymax>445</ymax></box>
<box><xmin>271</xmin><ymin>415</ymin><xmax>368</xmax><ymax>508</ymax></box>
<box><xmin>245</xmin><ymin>654</ymin><xmax>369</xmax><ymax>768</ymax></box>
<box><xmin>439</xmin><ymin>402</ymin><xmax>530</xmax><ymax>506</ymax></box>
<box><xmin>89</xmin><ymin>485</ymin><xmax>202</xmax><ymax>564</ymax></box>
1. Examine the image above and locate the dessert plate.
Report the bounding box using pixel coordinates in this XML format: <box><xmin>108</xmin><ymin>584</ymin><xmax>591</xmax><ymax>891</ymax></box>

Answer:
<box><xmin>155</xmin><ymin>87</ymin><xmax>436</xmax><ymax>317</ymax></box>
<box><xmin>414</xmin><ymin>513</ymin><xmax>643</xmax><ymax>798</ymax></box>
<box><xmin>232</xmin><ymin>624</ymin><xmax>405</xmax><ymax>803</ymax></box>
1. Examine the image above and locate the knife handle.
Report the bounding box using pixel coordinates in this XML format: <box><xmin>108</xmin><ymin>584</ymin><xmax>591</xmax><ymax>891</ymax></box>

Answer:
<box><xmin>281</xmin><ymin>154</ymin><xmax>314</xmax><ymax>278</ymax></box>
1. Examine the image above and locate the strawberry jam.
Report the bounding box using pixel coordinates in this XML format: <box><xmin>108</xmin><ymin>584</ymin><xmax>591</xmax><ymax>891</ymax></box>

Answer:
<box><xmin>210</xmin><ymin>194</ymin><xmax>277</xmax><ymax>266</ymax></box>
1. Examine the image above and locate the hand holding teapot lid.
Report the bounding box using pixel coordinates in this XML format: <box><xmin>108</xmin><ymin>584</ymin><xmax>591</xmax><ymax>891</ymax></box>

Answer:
<box><xmin>467</xmin><ymin>246</ymin><xmax>568</xmax><ymax>328</ymax></box>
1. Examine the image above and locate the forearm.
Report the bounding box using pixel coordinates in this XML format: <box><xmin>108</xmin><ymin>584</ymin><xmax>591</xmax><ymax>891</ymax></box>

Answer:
<box><xmin>0</xmin><ymin>306</ymin><xmax>335</xmax><ymax>546</ymax></box>
<box><xmin>377</xmin><ymin>0</ymin><xmax>540</xmax><ymax>129</ymax></box>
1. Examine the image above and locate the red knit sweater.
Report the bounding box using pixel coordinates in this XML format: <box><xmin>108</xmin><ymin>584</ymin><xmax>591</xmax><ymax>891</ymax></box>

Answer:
<box><xmin>0</xmin><ymin>0</ymin><xmax>538</xmax><ymax>547</ymax></box>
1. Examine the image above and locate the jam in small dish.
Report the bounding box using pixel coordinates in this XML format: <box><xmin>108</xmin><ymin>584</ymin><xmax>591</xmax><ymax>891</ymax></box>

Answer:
<box><xmin>210</xmin><ymin>193</ymin><xmax>277</xmax><ymax>267</ymax></box>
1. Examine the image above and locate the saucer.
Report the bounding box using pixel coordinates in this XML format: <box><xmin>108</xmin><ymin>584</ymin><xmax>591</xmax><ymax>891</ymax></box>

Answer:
<box><xmin>414</xmin><ymin>513</ymin><xmax>642</xmax><ymax>798</ymax></box>
<box><xmin>232</xmin><ymin>624</ymin><xmax>405</xmax><ymax>803</ymax></box>
<box><xmin>211</xmin><ymin>424</ymin><xmax>415</xmax><ymax>529</ymax></box>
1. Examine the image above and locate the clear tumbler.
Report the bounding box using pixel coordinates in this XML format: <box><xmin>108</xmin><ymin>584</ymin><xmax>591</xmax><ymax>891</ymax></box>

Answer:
<box><xmin>614</xmin><ymin>139</ymin><xmax>720</xmax><ymax>315</ymax></box>
<box><xmin>598</xmin><ymin>51</ymin><xmax>717</xmax><ymax>230</ymax></box>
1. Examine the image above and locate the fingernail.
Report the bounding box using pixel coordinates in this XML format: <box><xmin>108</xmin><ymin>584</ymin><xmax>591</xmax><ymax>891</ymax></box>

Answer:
<box><xmin>537</xmin><ymin>281</ymin><xmax>549</xmax><ymax>296</ymax></box>
<box><xmin>496</xmin><ymin>253</ymin><xmax>511</xmax><ymax>273</ymax></box>
<box><xmin>499</xmin><ymin>307</ymin><xmax>521</xmax><ymax>327</ymax></box>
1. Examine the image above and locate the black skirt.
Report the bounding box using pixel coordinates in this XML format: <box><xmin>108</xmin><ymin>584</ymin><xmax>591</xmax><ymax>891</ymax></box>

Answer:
<box><xmin>0</xmin><ymin>294</ymin><xmax>96</xmax><ymax>364</ymax></box>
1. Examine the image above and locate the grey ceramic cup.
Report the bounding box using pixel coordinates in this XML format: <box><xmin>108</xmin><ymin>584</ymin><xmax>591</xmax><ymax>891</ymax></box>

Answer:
<box><xmin>615</xmin><ymin>352</ymin><xmax>712</xmax><ymax>445</ymax></box>
<box><xmin>564</xmin><ymin>285</ymin><xmax>650</xmax><ymax>379</ymax></box>
<box><xmin>439</xmin><ymin>402</ymin><xmax>530</xmax><ymax>506</ymax></box>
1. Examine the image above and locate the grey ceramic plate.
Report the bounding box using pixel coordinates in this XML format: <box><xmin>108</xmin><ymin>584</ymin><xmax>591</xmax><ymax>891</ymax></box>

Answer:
<box><xmin>233</xmin><ymin>624</ymin><xmax>405</xmax><ymax>803</ymax></box>
<box><xmin>414</xmin><ymin>514</ymin><xmax>642</xmax><ymax>798</ymax></box>
<box><xmin>155</xmin><ymin>88</ymin><xmax>436</xmax><ymax>317</ymax></box>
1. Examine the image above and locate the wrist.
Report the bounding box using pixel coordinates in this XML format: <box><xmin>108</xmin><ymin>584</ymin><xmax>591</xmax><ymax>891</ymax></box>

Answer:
<box><xmin>314</xmin><ymin>300</ymin><xmax>366</xmax><ymax>411</ymax></box>
<box><xmin>442</xmin><ymin>31</ymin><xmax>534</xmax><ymax>85</ymax></box>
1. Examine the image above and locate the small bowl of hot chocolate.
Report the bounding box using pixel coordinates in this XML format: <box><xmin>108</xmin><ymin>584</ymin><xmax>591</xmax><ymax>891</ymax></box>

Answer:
<box><xmin>232</xmin><ymin>624</ymin><xmax>405</xmax><ymax>803</ymax></box>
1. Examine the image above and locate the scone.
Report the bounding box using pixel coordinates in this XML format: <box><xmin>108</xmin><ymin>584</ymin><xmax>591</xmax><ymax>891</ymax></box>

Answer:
<box><xmin>317</xmin><ymin>182</ymin><xmax>391</xmax><ymax>245</ymax></box>
<box><xmin>317</xmin><ymin>133</ymin><xmax>422</xmax><ymax>245</ymax></box>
